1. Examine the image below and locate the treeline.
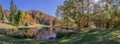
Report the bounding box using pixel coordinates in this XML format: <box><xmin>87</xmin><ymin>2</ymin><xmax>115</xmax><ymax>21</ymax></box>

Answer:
<box><xmin>0</xmin><ymin>0</ymin><xmax>55</xmax><ymax>26</ymax></box>
<box><xmin>56</xmin><ymin>0</ymin><xmax>120</xmax><ymax>31</ymax></box>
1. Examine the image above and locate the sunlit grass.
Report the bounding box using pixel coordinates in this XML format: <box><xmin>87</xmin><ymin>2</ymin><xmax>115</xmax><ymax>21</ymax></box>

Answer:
<box><xmin>0</xmin><ymin>23</ymin><xmax>17</xmax><ymax>29</ymax></box>
<box><xmin>18</xmin><ymin>24</ymin><xmax>50</xmax><ymax>29</ymax></box>
<box><xmin>0</xmin><ymin>23</ymin><xmax>49</xmax><ymax>30</ymax></box>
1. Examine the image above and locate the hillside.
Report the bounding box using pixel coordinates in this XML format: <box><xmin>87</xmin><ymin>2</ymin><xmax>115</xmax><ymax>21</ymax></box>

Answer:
<box><xmin>3</xmin><ymin>10</ymin><xmax>55</xmax><ymax>25</ymax></box>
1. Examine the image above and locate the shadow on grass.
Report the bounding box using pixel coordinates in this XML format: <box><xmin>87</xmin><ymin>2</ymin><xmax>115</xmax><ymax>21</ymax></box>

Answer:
<box><xmin>66</xmin><ymin>29</ymin><xmax>120</xmax><ymax>44</ymax></box>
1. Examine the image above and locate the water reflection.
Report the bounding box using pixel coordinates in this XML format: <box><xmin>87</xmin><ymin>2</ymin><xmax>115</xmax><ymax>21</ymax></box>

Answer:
<box><xmin>36</xmin><ymin>27</ymin><xmax>56</xmax><ymax>40</ymax></box>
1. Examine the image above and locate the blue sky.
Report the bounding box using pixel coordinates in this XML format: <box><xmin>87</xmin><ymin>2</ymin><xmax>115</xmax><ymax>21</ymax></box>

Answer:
<box><xmin>0</xmin><ymin>0</ymin><xmax>65</xmax><ymax>17</ymax></box>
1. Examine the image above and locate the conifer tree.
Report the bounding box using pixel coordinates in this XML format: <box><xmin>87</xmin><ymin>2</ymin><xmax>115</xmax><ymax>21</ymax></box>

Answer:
<box><xmin>9</xmin><ymin>0</ymin><xmax>17</xmax><ymax>24</ymax></box>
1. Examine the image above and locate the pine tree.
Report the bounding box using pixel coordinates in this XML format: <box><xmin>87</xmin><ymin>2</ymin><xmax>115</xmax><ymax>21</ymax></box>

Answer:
<box><xmin>9</xmin><ymin>0</ymin><xmax>17</xmax><ymax>24</ymax></box>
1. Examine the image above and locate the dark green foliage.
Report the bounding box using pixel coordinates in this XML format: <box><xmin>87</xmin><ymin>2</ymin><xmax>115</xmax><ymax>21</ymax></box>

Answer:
<box><xmin>15</xmin><ymin>10</ymin><xmax>24</xmax><ymax>25</ymax></box>
<box><xmin>0</xmin><ymin>4</ymin><xmax>5</xmax><ymax>21</ymax></box>
<box><xmin>0</xmin><ymin>4</ymin><xmax>3</xmax><ymax>20</ymax></box>
<box><xmin>9</xmin><ymin>0</ymin><xmax>24</xmax><ymax>25</ymax></box>
<box><xmin>9</xmin><ymin>0</ymin><xmax>17</xmax><ymax>24</ymax></box>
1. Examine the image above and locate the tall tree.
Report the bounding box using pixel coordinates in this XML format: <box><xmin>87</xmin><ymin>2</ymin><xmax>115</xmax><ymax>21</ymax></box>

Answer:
<box><xmin>0</xmin><ymin>4</ymin><xmax>3</xmax><ymax>21</ymax></box>
<box><xmin>0</xmin><ymin>4</ymin><xmax>6</xmax><ymax>22</ymax></box>
<box><xmin>9</xmin><ymin>0</ymin><xmax>17</xmax><ymax>24</ymax></box>
<box><xmin>56</xmin><ymin>0</ymin><xmax>85</xmax><ymax>31</ymax></box>
<box><xmin>56</xmin><ymin>0</ymin><xmax>120</xmax><ymax>31</ymax></box>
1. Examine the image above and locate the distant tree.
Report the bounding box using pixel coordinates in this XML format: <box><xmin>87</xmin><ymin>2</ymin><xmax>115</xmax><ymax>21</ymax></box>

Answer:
<box><xmin>24</xmin><ymin>13</ymin><xmax>36</xmax><ymax>24</ymax></box>
<box><xmin>0</xmin><ymin>4</ymin><xmax>6</xmax><ymax>22</ymax></box>
<box><xmin>9</xmin><ymin>0</ymin><xmax>17</xmax><ymax>24</ymax></box>
<box><xmin>0</xmin><ymin>4</ymin><xmax>3</xmax><ymax>21</ymax></box>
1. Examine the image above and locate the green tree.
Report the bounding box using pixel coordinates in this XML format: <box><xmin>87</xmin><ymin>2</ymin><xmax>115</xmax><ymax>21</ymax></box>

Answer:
<box><xmin>9</xmin><ymin>0</ymin><xmax>17</xmax><ymax>24</ymax></box>
<box><xmin>15</xmin><ymin>10</ymin><xmax>24</xmax><ymax>25</ymax></box>
<box><xmin>0</xmin><ymin>4</ymin><xmax>6</xmax><ymax>22</ymax></box>
<box><xmin>56</xmin><ymin>0</ymin><xmax>76</xmax><ymax>30</ymax></box>
<box><xmin>56</xmin><ymin>0</ymin><xmax>120</xmax><ymax>31</ymax></box>
<box><xmin>112</xmin><ymin>6</ymin><xmax>120</xmax><ymax>28</ymax></box>
<box><xmin>56</xmin><ymin>0</ymin><xmax>86</xmax><ymax>31</ymax></box>
<box><xmin>0</xmin><ymin>4</ymin><xmax>3</xmax><ymax>21</ymax></box>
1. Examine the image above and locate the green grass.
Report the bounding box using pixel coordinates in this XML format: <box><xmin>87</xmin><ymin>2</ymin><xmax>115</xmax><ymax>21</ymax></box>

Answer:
<box><xmin>59</xmin><ymin>28</ymin><xmax>120</xmax><ymax>44</ymax></box>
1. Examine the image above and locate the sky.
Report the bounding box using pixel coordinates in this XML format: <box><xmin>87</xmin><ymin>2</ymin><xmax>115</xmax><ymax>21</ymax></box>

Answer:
<box><xmin>0</xmin><ymin>0</ymin><xmax>65</xmax><ymax>17</ymax></box>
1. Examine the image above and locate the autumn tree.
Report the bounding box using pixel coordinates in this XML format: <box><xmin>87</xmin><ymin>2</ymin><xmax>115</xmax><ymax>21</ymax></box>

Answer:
<box><xmin>24</xmin><ymin>13</ymin><xmax>36</xmax><ymax>25</ymax></box>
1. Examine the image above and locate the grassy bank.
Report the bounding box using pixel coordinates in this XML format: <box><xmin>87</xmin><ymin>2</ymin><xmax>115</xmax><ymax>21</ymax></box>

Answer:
<box><xmin>0</xmin><ymin>23</ymin><xmax>49</xmax><ymax>29</ymax></box>
<box><xmin>0</xmin><ymin>28</ymin><xmax>120</xmax><ymax>44</ymax></box>
<box><xmin>0</xmin><ymin>23</ymin><xmax>17</xmax><ymax>29</ymax></box>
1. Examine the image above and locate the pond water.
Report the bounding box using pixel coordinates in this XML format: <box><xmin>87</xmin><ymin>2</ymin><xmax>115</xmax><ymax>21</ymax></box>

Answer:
<box><xmin>35</xmin><ymin>28</ymin><xmax>57</xmax><ymax>40</ymax></box>
<box><xmin>19</xmin><ymin>27</ymin><xmax>74</xmax><ymax>40</ymax></box>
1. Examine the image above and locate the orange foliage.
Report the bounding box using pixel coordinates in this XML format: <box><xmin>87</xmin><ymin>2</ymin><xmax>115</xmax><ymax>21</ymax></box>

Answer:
<box><xmin>24</xmin><ymin>13</ymin><xmax>36</xmax><ymax>24</ymax></box>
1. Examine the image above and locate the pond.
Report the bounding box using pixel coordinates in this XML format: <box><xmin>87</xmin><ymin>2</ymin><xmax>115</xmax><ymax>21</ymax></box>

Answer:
<box><xmin>35</xmin><ymin>27</ymin><xmax>57</xmax><ymax>40</ymax></box>
<box><xmin>7</xmin><ymin>27</ymin><xmax>74</xmax><ymax>40</ymax></box>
